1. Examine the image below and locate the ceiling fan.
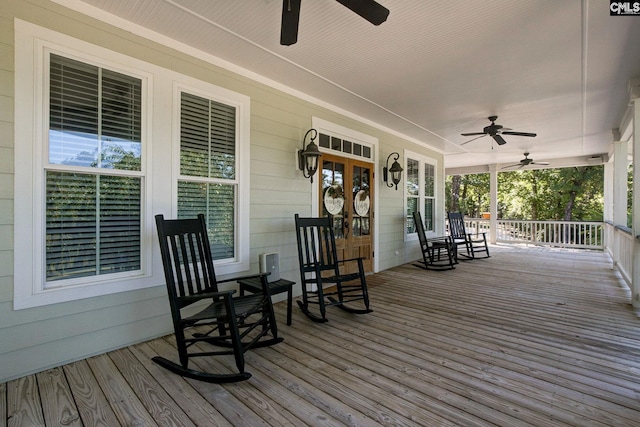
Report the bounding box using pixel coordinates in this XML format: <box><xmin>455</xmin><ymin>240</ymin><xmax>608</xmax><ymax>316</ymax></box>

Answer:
<box><xmin>280</xmin><ymin>0</ymin><xmax>390</xmax><ymax>45</ymax></box>
<box><xmin>502</xmin><ymin>152</ymin><xmax>550</xmax><ymax>169</ymax></box>
<box><xmin>461</xmin><ymin>116</ymin><xmax>537</xmax><ymax>146</ymax></box>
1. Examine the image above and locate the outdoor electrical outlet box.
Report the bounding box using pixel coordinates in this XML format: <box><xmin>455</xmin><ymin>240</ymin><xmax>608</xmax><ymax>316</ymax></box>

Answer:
<box><xmin>259</xmin><ymin>252</ymin><xmax>280</xmax><ymax>283</ymax></box>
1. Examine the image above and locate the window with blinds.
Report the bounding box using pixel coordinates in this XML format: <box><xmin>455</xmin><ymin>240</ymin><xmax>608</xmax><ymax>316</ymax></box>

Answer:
<box><xmin>406</xmin><ymin>158</ymin><xmax>420</xmax><ymax>234</ymax></box>
<box><xmin>178</xmin><ymin>92</ymin><xmax>237</xmax><ymax>261</ymax></box>
<box><xmin>405</xmin><ymin>154</ymin><xmax>437</xmax><ymax>237</ymax></box>
<box><xmin>424</xmin><ymin>163</ymin><xmax>435</xmax><ymax>231</ymax></box>
<box><xmin>46</xmin><ymin>54</ymin><xmax>142</xmax><ymax>283</ymax></box>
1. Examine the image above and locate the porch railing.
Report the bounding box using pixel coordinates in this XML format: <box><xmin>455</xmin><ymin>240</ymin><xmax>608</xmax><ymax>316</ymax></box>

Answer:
<box><xmin>459</xmin><ymin>218</ymin><xmax>605</xmax><ymax>250</ymax></box>
<box><xmin>605</xmin><ymin>222</ymin><xmax>633</xmax><ymax>285</ymax></box>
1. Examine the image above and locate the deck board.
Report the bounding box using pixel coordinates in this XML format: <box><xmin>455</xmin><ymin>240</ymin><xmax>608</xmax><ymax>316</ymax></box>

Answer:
<box><xmin>3</xmin><ymin>245</ymin><xmax>640</xmax><ymax>426</ymax></box>
<box><xmin>35</xmin><ymin>367</ymin><xmax>82</xmax><ymax>427</ymax></box>
<box><xmin>62</xmin><ymin>360</ymin><xmax>121</xmax><ymax>427</ymax></box>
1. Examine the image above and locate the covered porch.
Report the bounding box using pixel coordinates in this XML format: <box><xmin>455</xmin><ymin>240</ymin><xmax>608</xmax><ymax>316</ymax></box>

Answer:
<box><xmin>4</xmin><ymin>245</ymin><xmax>639</xmax><ymax>427</ymax></box>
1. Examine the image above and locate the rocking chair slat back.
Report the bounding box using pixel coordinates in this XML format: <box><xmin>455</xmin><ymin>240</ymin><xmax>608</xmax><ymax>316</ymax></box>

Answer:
<box><xmin>159</xmin><ymin>217</ymin><xmax>218</xmax><ymax>305</ymax></box>
<box><xmin>447</xmin><ymin>212</ymin><xmax>467</xmax><ymax>240</ymax></box>
<box><xmin>413</xmin><ymin>211</ymin><xmax>429</xmax><ymax>246</ymax></box>
<box><xmin>295</xmin><ymin>215</ymin><xmax>339</xmax><ymax>275</ymax></box>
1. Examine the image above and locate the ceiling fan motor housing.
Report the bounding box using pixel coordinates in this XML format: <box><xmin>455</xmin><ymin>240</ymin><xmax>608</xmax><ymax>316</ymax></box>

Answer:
<box><xmin>484</xmin><ymin>124</ymin><xmax>502</xmax><ymax>135</ymax></box>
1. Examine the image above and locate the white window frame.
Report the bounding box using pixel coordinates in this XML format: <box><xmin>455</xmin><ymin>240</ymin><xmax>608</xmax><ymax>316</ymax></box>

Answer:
<box><xmin>14</xmin><ymin>20</ymin><xmax>250</xmax><ymax>309</ymax></box>
<box><xmin>172</xmin><ymin>81</ymin><xmax>250</xmax><ymax>274</ymax></box>
<box><xmin>404</xmin><ymin>150</ymin><xmax>438</xmax><ymax>242</ymax></box>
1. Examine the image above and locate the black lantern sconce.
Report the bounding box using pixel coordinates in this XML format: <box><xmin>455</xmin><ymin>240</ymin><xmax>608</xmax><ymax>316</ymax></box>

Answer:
<box><xmin>298</xmin><ymin>128</ymin><xmax>322</xmax><ymax>183</ymax></box>
<box><xmin>383</xmin><ymin>152</ymin><xmax>404</xmax><ymax>190</ymax></box>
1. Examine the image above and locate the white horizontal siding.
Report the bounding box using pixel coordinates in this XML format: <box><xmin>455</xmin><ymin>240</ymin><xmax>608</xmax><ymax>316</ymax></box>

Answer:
<box><xmin>0</xmin><ymin>0</ymin><xmax>443</xmax><ymax>381</ymax></box>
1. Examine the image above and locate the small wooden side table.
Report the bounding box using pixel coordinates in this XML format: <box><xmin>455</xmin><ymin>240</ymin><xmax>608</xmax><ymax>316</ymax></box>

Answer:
<box><xmin>238</xmin><ymin>277</ymin><xmax>294</xmax><ymax>325</ymax></box>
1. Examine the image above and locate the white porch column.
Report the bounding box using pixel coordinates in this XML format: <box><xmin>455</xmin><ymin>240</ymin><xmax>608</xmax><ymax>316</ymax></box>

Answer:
<box><xmin>489</xmin><ymin>164</ymin><xmax>498</xmax><ymax>244</ymax></box>
<box><xmin>632</xmin><ymin>96</ymin><xmax>640</xmax><ymax>307</ymax></box>
<box><xmin>603</xmin><ymin>160</ymin><xmax>613</xmax><ymax>223</ymax></box>
<box><xmin>613</xmin><ymin>140</ymin><xmax>628</xmax><ymax>227</ymax></box>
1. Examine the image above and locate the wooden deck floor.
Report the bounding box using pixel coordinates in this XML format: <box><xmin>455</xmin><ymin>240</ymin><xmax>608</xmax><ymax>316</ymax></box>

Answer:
<box><xmin>3</xmin><ymin>245</ymin><xmax>640</xmax><ymax>426</ymax></box>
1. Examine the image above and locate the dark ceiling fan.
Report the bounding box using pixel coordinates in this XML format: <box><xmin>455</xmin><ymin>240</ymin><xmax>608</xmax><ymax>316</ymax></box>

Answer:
<box><xmin>502</xmin><ymin>152</ymin><xmax>550</xmax><ymax>169</ymax></box>
<box><xmin>461</xmin><ymin>116</ymin><xmax>537</xmax><ymax>146</ymax></box>
<box><xmin>281</xmin><ymin>0</ymin><xmax>390</xmax><ymax>46</ymax></box>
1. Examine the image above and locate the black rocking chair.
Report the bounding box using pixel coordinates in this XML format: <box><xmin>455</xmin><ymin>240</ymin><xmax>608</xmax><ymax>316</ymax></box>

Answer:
<box><xmin>294</xmin><ymin>214</ymin><xmax>372</xmax><ymax>323</ymax></box>
<box><xmin>412</xmin><ymin>211</ymin><xmax>457</xmax><ymax>270</ymax></box>
<box><xmin>447</xmin><ymin>211</ymin><xmax>490</xmax><ymax>259</ymax></box>
<box><xmin>154</xmin><ymin>214</ymin><xmax>282</xmax><ymax>383</ymax></box>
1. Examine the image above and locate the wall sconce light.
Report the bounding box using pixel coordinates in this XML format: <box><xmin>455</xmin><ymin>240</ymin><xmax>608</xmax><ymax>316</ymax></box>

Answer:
<box><xmin>298</xmin><ymin>128</ymin><xmax>322</xmax><ymax>183</ymax></box>
<box><xmin>383</xmin><ymin>152</ymin><xmax>403</xmax><ymax>190</ymax></box>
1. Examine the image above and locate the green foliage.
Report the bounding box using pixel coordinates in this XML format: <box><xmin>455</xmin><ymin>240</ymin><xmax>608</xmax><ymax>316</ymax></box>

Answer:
<box><xmin>447</xmin><ymin>165</ymin><xmax>604</xmax><ymax>220</ymax></box>
<box><xmin>445</xmin><ymin>173</ymin><xmax>489</xmax><ymax>217</ymax></box>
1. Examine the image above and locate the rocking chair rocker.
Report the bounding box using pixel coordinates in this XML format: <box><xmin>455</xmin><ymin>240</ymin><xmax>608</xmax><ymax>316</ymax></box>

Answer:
<box><xmin>294</xmin><ymin>214</ymin><xmax>372</xmax><ymax>322</ymax></box>
<box><xmin>154</xmin><ymin>214</ymin><xmax>282</xmax><ymax>383</ymax></box>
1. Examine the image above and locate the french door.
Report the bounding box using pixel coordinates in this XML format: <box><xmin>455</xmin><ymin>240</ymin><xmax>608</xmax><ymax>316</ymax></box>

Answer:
<box><xmin>319</xmin><ymin>154</ymin><xmax>374</xmax><ymax>273</ymax></box>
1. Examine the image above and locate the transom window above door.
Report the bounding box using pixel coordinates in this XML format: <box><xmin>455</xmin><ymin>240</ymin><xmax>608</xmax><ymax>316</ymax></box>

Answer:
<box><xmin>317</xmin><ymin>133</ymin><xmax>373</xmax><ymax>160</ymax></box>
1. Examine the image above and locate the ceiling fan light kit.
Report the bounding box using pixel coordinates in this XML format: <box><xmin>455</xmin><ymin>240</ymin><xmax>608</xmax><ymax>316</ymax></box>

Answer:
<box><xmin>280</xmin><ymin>0</ymin><xmax>389</xmax><ymax>46</ymax></box>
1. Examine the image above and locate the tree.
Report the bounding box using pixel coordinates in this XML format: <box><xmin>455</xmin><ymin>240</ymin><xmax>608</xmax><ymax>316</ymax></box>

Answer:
<box><xmin>447</xmin><ymin>166</ymin><xmax>604</xmax><ymax>220</ymax></box>
<box><xmin>498</xmin><ymin>166</ymin><xmax>603</xmax><ymax>221</ymax></box>
<box><xmin>449</xmin><ymin>174</ymin><xmax>461</xmax><ymax>213</ymax></box>
<box><xmin>446</xmin><ymin>173</ymin><xmax>489</xmax><ymax>216</ymax></box>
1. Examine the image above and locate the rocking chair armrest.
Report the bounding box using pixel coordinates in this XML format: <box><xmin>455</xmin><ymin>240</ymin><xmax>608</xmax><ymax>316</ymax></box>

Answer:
<box><xmin>179</xmin><ymin>289</ymin><xmax>236</xmax><ymax>303</ymax></box>
<box><xmin>217</xmin><ymin>272</ymin><xmax>269</xmax><ymax>285</ymax></box>
<box><xmin>466</xmin><ymin>232</ymin><xmax>487</xmax><ymax>239</ymax></box>
<box><xmin>429</xmin><ymin>235</ymin><xmax>452</xmax><ymax>243</ymax></box>
<box><xmin>338</xmin><ymin>257</ymin><xmax>365</xmax><ymax>264</ymax></box>
<box><xmin>337</xmin><ymin>257</ymin><xmax>366</xmax><ymax>272</ymax></box>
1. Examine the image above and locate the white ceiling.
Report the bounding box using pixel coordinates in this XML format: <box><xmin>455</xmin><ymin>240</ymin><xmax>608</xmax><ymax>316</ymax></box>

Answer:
<box><xmin>70</xmin><ymin>0</ymin><xmax>640</xmax><ymax>170</ymax></box>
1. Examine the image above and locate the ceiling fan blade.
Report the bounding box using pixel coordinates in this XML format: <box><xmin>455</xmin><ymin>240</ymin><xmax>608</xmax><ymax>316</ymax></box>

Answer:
<box><xmin>280</xmin><ymin>0</ymin><xmax>301</xmax><ymax>45</ymax></box>
<box><xmin>460</xmin><ymin>134</ymin><xmax>487</xmax><ymax>145</ymax></box>
<box><xmin>531</xmin><ymin>161</ymin><xmax>550</xmax><ymax>166</ymax></box>
<box><xmin>335</xmin><ymin>0</ymin><xmax>390</xmax><ymax>25</ymax></box>
<box><xmin>501</xmin><ymin>163</ymin><xmax>521</xmax><ymax>170</ymax></box>
<box><xmin>493</xmin><ymin>134</ymin><xmax>507</xmax><ymax>145</ymax></box>
<box><xmin>502</xmin><ymin>131</ymin><xmax>537</xmax><ymax>137</ymax></box>
<box><xmin>460</xmin><ymin>132</ymin><xmax>486</xmax><ymax>136</ymax></box>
